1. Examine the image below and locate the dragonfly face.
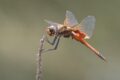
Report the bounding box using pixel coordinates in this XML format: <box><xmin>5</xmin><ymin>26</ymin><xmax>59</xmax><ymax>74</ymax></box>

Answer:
<box><xmin>46</xmin><ymin>25</ymin><xmax>56</xmax><ymax>36</ymax></box>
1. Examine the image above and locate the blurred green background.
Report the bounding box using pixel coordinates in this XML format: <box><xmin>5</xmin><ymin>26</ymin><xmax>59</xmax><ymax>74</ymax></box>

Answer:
<box><xmin>0</xmin><ymin>0</ymin><xmax>120</xmax><ymax>80</ymax></box>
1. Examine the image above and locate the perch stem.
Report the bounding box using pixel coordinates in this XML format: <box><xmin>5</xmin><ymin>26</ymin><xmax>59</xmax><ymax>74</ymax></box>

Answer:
<box><xmin>36</xmin><ymin>35</ymin><xmax>45</xmax><ymax>80</ymax></box>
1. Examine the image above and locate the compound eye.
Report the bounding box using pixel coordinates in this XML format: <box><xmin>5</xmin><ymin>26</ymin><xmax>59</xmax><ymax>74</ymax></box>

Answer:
<box><xmin>50</xmin><ymin>28</ymin><xmax>54</xmax><ymax>33</ymax></box>
<box><xmin>46</xmin><ymin>28</ymin><xmax>55</xmax><ymax>36</ymax></box>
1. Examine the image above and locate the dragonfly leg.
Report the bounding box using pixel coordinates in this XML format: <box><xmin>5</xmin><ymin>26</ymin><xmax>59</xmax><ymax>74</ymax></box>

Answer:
<box><xmin>45</xmin><ymin>36</ymin><xmax>58</xmax><ymax>45</ymax></box>
<box><xmin>43</xmin><ymin>36</ymin><xmax>61</xmax><ymax>53</ymax></box>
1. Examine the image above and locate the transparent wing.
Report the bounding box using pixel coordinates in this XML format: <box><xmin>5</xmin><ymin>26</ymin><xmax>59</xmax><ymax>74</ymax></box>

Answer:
<box><xmin>64</xmin><ymin>10</ymin><xmax>78</xmax><ymax>27</ymax></box>
<box><xmin>44</xmin><ymin>19</ymin><xmax>60</xmax><ymax>27</ymax></box>
<box><xmin>44</xmin><ymin>19</ymin><xmax>63</xmax><ymax>32</ymax></box>
<box><xmin>79</xmin><ymin>16</ymin><xmax>96</xmax><ymax>39</ymax></box>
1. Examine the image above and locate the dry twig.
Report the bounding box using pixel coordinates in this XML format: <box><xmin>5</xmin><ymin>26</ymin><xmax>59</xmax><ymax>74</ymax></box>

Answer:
<box><xmin>36</xmin><ymin>35</ymin><xmax>45</xmax><ymax>80</ymax></box>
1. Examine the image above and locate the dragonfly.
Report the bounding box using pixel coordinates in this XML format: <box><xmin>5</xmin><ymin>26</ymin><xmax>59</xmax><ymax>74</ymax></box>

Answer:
<box><xmin>43</xmin><ymin>10</ymin><xmax>106</xmax><ymax>61</ymax></box>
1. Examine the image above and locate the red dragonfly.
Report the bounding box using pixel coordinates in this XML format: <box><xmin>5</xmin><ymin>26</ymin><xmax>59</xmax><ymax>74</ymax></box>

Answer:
<box><xmin>44</xmin><ymin>10</ymin><xmax>106</xmax><ymax>61</ymax></box>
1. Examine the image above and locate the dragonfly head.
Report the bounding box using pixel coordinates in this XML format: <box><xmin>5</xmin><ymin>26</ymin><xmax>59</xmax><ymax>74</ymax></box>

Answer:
<box><xmin>46</xmin><ymin>26</ymin><xmax>56</xmax><ymax>36</ymax></box>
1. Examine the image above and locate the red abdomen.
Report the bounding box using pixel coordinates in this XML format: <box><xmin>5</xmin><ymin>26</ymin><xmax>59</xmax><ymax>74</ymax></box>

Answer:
<box><xmin>72</xmin><ymin>30</ymin><xmax>86</xmax><ymax>42</ymax></box>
